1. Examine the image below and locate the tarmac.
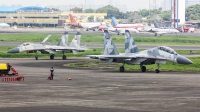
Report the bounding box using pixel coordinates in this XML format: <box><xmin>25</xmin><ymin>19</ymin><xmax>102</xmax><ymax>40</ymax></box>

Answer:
<box><xmin>0</xmin><ymin>58</ymin><xmax>200</xmax><ymax>112</ymax></box>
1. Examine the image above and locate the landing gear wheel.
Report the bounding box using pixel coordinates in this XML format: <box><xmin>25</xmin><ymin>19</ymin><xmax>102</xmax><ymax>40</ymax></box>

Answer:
<box><xmin>35</xmin><ymin>56</ymin><xmax>38</xmax><ymax>60</ymax></box>
<box><xmin>62</xmin><ymin>55</ymin><xmax>67</xmax><ymax>60</ymax></box>
<box><xmin>50</xmin><ymin>55</ymin><xmax>54</xmax><ymax>60</ymax></box>
<box><xmin>119</xmin><ymin>66</ymin><xmax>124</xmax><ymax>72</ymax></box>
<box><xmin>86</xmin><ymin>29</ymin><xmax>89</xmax><ymax>31</ymax></box>
<box><xmin>155</xmin><ymin>33</ymin><xmax>157</xmax><ymax>36</ymax></box>
<box><xmin>141</xmin><ymin>66</ymin><xmax>146</xmax><ymax>72</ymax></box>
<box><xmin>155</xmin><ymin>69</ymin><xmax>160</xmax><ymax>73</ymax></box>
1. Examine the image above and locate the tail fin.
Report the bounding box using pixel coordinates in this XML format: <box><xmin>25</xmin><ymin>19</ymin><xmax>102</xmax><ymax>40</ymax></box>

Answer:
<box><xmin>57</xmin><ymin>32</ymin><xmax>68</xmax><ymax>46</ymax></box>
<box><xmin>69</xmin><ymin>14</ymin><xmax>77</xmax><ymax>24</ymax></box>
<box><xmin>103</xmin><ymin>30</ymin><xmax>118</xmax><ymax>55</ymax></box>
<box><xmin>111</xmin><ymin>17</ymin><xmax>118</xmax><ymax>26</ymax></box>
<box><xmin>41</xmin><ymin>35</ymin><xmax>51</xmax><ymax>44</ymax></box>
<box><xmin>143</xmin><ymin>23</ymin><xmax>151</xmax><ymax>31</ymax></box>
<box><xmin>69</xmin><ymin>32</ymin><xmax>81</xmax><ymax>48</ymax></box>
<box><xmin>103</xmin><ymin>30</ymin><xmax>111</xmax><ymax>49</ymax></box>
<box><xmin>153</xmin><ymin>22</ymin><xmax>159</xmax><ymax>28</ymax></box>
<box><xmin>125</xmin><ymin>30</ymin><xmax>139</xmax><ymax>53</ymax></box>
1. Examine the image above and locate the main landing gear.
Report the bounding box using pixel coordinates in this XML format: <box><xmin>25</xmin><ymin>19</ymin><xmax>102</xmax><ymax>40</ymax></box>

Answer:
<box><xmin>119</xmin><ymin>62</ymin><xmax>125</xmax><ymax>72</ymax></box>
<box><xmin>62</xmin><ymin>52</ymin><xmax>67</xmax><ymax>60</ymax></box>
<box><xmin>50</xmin><ymin>54</ymin><xmax>54</xmax><ymax>60</ymax></box>
<box><xmin>155</xmin><ymin>64</ymin><xmax>160</xmax><ymax>73</ymax></box>
<box><xmin>35</xmin><ymin>51</ymin><xmax>38</xmax><ymax>60</ymax></box>
<box><xmin>140</xmin><ymin>65</ymin><xmax>146</xmax><ymax>72</ymax></box>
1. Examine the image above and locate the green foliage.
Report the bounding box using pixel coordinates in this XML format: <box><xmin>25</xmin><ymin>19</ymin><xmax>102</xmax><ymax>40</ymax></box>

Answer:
<box><xmin>96</xmin><ymin>5</ymin><xmax>119</xmax><ymax>13</ymax></box>
<box><xmin>84</xmin><ymin>8</ymin><xmax>95</xmax><ymax>13</ymax></box>
<box><xmin>70</xmin><ymin>7</ymin><xmax>83</xmax><ymax>13</ymax></box>
<box><xmin>88</xmin><ymin>16</ymin><xmax>94</xmax><ymax>22</ymax></box>
<box><xmin>186</xmin><ymin>4</ymin><xmax>200</xmax><ymax>20</ymax></box>
<box><xmin>1</xmin><ymin>33</ymin><xmax>200</xmax><ymax>45</ymax></box>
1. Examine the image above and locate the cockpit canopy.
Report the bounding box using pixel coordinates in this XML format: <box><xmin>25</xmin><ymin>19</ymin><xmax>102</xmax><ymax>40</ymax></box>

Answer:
<box><xmin>18</xmin><ymin>43</ymin><xmax>32</xmax><ymax>47</ymax></box>
<box><xmin>159</xmin><ymin>46</ymin><xmax>177</xmax><ymax>54</ymax></box>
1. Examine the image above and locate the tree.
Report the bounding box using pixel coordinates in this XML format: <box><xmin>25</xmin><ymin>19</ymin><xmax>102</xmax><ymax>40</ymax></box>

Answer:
<box><xmin>70</xmin><ymin>7</ymin><xmax>83</xmax><ymax>13</ymax></box>
<box><xmin>186</xmin><ymin>4</ymin><xmax>200</xmax><ymax>20</ymax></box>
<box><xmin>96</xmin><ymin>5</ymin><xmax>119</xmax><ymax>13</ymax></box>
<box><xmin>88</xmin><ymin>16</ymin><xmax>94</xmax><ymax>22</ymax></box>
<box><xmin>84</xmin><ymin>8</ymin><xmax>95</xmax><ymax>13</ymax></box>
<box><xmin>51</xmin><ymin>8</ymin><xmax>61</xmax><ymax>12</ymax></box>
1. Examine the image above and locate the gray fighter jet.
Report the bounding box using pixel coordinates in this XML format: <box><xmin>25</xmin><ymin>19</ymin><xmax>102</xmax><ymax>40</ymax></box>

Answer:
<box><xmin>87</xmin><ymin>30</ymin><xmax>193</xmax><ymax>73</ymax></box>
<box><xmin>8</xmin><ymin>32</ymin><xmax>88</xmax><ymax>60</ymax></box>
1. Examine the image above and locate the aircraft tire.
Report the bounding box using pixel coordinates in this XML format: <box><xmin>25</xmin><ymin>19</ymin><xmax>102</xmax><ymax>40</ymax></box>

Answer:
<box><xmin>62</xmin><ymin>55</ymin><xmax>67</xmax><ymax>60</ymax></box>
<box><xmin>141</xmin><ymin>66</ymin><xmax>146</xmax><ymax>72</ymax></box>
<box><xmin>119</xmin><ymin>66</ymin><xmax>124</xmax><ymax>72</ymax></box>
<box><xmin>155</xmin><ymin>69</ymin><xmax>160</xmax><ymax>73</ymax></box>
<box><xmin>50</xmin><ymin>55</ymin><xmax>54</xmax><ymax>60</ymax></box>
<box><xmin>35</xmin><ymin>56</ymin><xmax>38</xmax><ymax>60</ymax></box>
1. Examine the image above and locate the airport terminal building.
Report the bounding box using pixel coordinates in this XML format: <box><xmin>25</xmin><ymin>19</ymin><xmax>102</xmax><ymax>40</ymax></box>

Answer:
<box><xmin>0</xmin><ymin>6</ymin><xmax>106</xmax><ymax>28</ymax></box>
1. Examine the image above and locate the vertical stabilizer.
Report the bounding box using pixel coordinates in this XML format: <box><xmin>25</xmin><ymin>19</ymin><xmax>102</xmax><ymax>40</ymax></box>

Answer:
<box><xmin>153</xmin><ymin>23</ymin><xmax>159</xmax><ymax>28</ymax></box>
<box><xmin>69</xmin><ymin>14</ymin><xmax>77</xmax><ymax>24</ymax></box>
<box><xmin>103</xmin><ymin>30</ymin><xmax>111</xmax><ymax>49</ymax></box>
<box><xmin>125</xmin><ymin>30</ymin><xmax>139</xmax><ymax>53</ymax></box>
<box><xmin>103</xmin><ymin>32</ymin><xmax>118</xmax><ymax>55</ymax></box>
<box><xmin>69</xmin><ymin>32</ymin><xmax>81</xmax><ymax>48</ymax></box>
<box><xmin>41</xmin><ymin>35</ymin><xmax>51</xmax><ymax>44</ymax></box>
<box><xmin>57</xmin><ymin>32</ymin><xmax>68</xmax><ymax>46</ymax></box>
<box><xmin>111</xmin><ymin>17</ymin><xmax>118</xmax><ymax>26</ymax></box>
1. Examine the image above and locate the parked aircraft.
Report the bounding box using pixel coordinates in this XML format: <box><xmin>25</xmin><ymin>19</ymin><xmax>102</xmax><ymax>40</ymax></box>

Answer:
<box><xmin>8</xmin><ymin>32</ymin><xmax>88</xmax><ymax>60</ymax></box>
<box><xmin>144</xmin><ymin>23</ymin><xmax>180</xmax><ymax>36</ymax></box>
<box><xmin>87</xmin><ymin>30</ymin><xmax>193</xmax><ymax>73</ymax></box>
<box><xmin>68</xmin><ymin>14</ymin><xmax>106</xmax><ymax>31</ymax></box>
<box><xmin>0</xmin><ymin>23</ymin><xmax>10</xmax><ymax>28</ymax></box>
<box><xmin>111</xmin><ymin>17</ymin><xmax>144</xmax><ymax>31</ymax></box>
<box><xmin>106</xmin><ymin>23</ymin><xmax>139</xmax><ymax>35</ymax></box>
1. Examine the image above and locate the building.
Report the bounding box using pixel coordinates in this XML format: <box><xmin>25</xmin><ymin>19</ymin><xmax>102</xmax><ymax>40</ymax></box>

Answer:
<box><xmin>0</xmin><ymin>6</ymin><xmax>106</xmax><ymax>28</ymax></box>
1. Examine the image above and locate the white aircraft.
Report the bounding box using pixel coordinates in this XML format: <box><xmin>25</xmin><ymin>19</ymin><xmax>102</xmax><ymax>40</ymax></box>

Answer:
<box><xmin>144</xmin><ymin>24</ymin><xmax>180</xmax><ymax>36</ymax></box>
<box><xmin>0</xmin><ymin>23</ymin><xmax>10</xmax><ymax>28</ymax></box>
<box><xmin>87</xmin><ymin>30</ymin><xmax>193</xmax><ymax>73</ymax></box>
<box><xmin>106</xmin><ymin>23</ymin><xmax>139</xmax><ymax>35</ymax></box>
<box><xmin>8</xmin><ymin>32</ymin><xmax>89</xmax><ymax>60</ymax></box>
<box><xmin>68</xmin><ymin>14</ymin><xmax>106</xmax><ymax>31</ymax></box>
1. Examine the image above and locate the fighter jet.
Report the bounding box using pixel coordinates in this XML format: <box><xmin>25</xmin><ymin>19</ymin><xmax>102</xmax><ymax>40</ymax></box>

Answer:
<box><xmin>87</xmin><ymin>30</ymin><xmax>193</xmax><ymax>73</ymax></box>
<box><xmin>8</xmin><ymin>32</ymin><xmax>88</xmax><ymax>60</ymax></box>
<box><xmin>144</xmin><ymin>23</ymin><xmax>179</xmax><ymax>36</ymax></box>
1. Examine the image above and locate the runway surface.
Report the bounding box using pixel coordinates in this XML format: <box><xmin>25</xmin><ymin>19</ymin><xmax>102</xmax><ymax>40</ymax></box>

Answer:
<box><xmin>0</xmin><ymin>58</ymin><xmax>200</xmax><ymax>112</ymax></box>
<box><xmin>0</xmin><ymin>28</ymin><xmax>200</xmax><ymax>36</ymax></box>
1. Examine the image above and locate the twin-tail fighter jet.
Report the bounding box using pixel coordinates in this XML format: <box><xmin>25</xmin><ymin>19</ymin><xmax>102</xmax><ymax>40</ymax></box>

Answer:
<box><xmin>87</xmin><ymin>30</ymin><xmax>192</xmax><ymax>73</ymax></box>
<box><xmin>8</xmin><ymin>32</ymin><xmax>88</xmax><ymax>60</ymax></box>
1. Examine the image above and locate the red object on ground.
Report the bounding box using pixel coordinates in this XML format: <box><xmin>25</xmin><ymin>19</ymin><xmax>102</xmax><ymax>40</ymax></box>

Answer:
<box><xmin>68</xmin><ymin>78</ymin><xmax>72</xmax><ymax>80</ymax></box>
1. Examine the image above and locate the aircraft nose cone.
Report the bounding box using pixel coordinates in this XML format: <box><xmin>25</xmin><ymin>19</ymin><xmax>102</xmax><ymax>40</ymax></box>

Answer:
<box><xmin>7</xmin><ymin>48</ymin><xmax>20</xmax><ymax>53</ymax></box>
<box><xmin>177</xmin><ymin>56</ymin><xmax>193</xmax><ymax>64</ymax></box>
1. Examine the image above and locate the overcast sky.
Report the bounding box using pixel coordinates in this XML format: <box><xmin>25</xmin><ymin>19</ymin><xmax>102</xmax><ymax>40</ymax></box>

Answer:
<box><xmin>1</xmin><ymin>0</ymin><xmax>164</xmax><ymax>11</ymax></box>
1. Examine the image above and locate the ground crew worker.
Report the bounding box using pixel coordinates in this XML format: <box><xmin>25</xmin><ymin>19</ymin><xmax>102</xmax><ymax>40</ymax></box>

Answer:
<box><xmin>50</xmin><ymin>67</ymin><xmax>54</xmax><ymax>80</ymax></box>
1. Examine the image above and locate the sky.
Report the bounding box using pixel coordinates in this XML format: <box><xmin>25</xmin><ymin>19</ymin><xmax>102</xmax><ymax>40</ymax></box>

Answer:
<box><xmin>1</xmin><ymin>0</ymin><xmax>165</xmax><ymax>11</ymax></box>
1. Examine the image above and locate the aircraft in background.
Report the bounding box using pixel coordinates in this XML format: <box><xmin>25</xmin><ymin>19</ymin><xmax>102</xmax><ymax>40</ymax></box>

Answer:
<box><xmin>8</xmin><ymin>32</ymin><xmax>88</xmax><ymax>60</ymax></box>
<box><xmin>143</xmin><ymin>23</ymin><xmax>180</xmax><ymax>36</ymax></box>
<box><xmin>111</xmin><ymin>17</ymin><xmax>144</xmax><ymax>31</ymax></box>
<box><xmin>106</xmin><ymin>23</ymin><xmax>139</xmax><ymax>35</ymax></box>
<box><xmin>68</xmin><ymin>14</ymin><xmax>107</xmax><ymax>31</ymax></box>
<box><xmin>0</xmin><ymin>23</ymin><xmax>10</xmax><ymax>28</ymax></box>
<box><xmin>87</xmin><ymin>30</ymin><xmax>192</xmax><ymax>73</ymax></box>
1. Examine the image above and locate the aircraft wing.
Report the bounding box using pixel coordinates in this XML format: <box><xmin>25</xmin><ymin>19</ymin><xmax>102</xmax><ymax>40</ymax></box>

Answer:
<box><xmin>87</xmin><ymin>54</ymin><xmax>137</xmax><ymax>59</ymax></box>
<box><xmin>41</xmin><ymin>35</ymin><xmax>51</xmax><ymax>44</ymax></box>
<box><xmin>87</xmin><ymin>54</ymin><xmax>168</xmax><ymax>60</ymax></box>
